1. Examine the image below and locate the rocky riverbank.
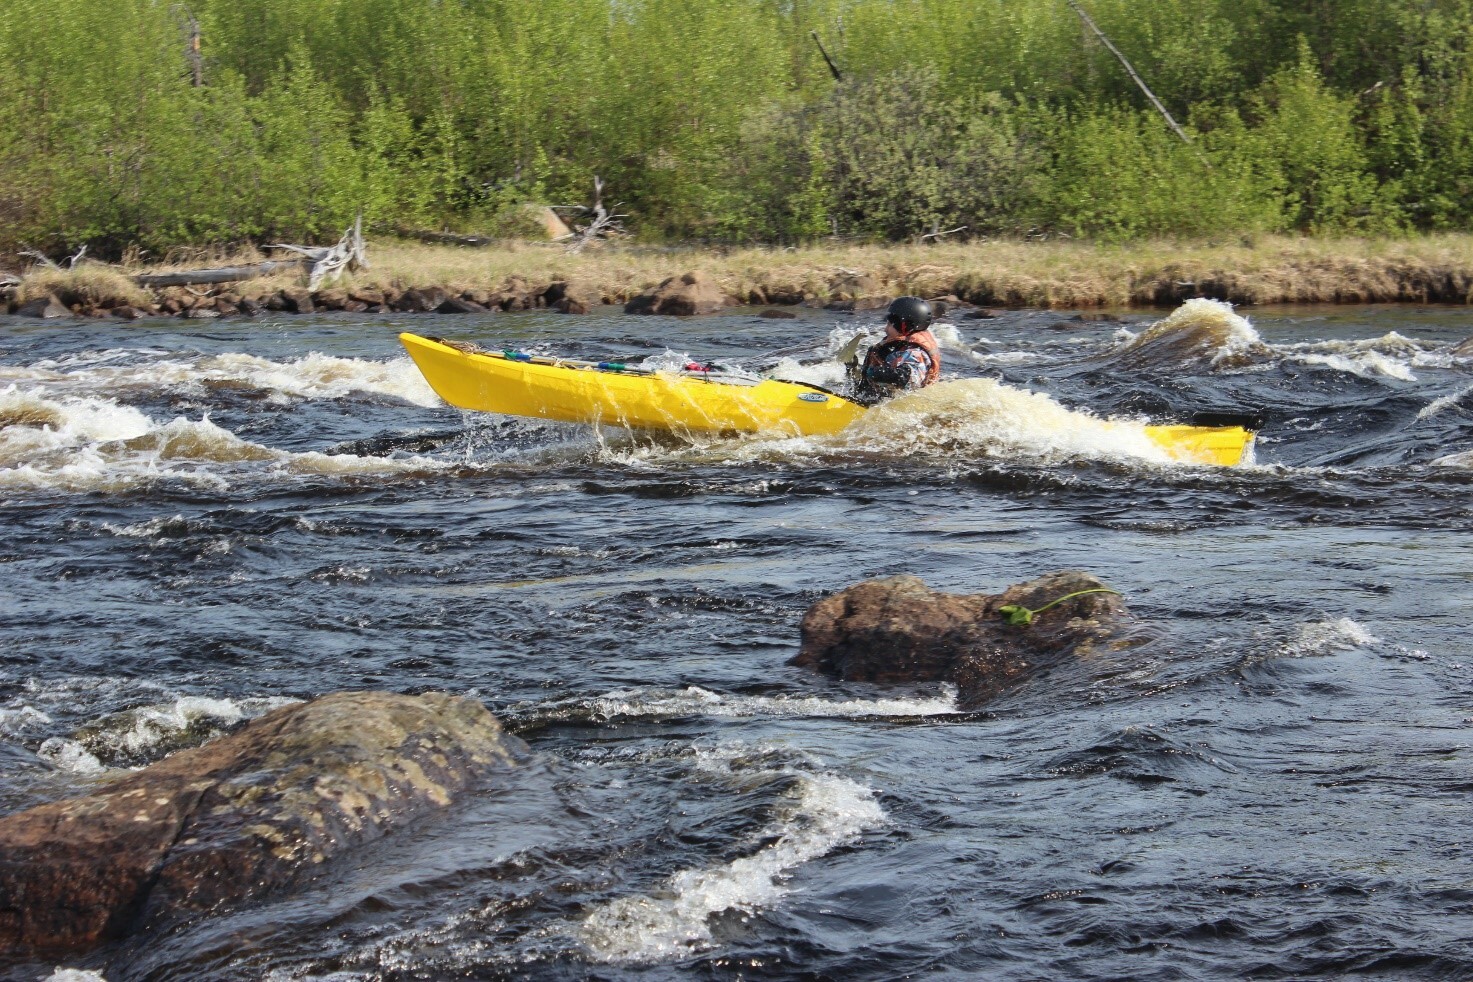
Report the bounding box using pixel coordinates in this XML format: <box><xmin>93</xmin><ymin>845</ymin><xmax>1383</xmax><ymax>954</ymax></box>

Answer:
<box><xmin>3</xmin><ymin>235</ymin><xmax>1472</xmax><ymax>322</ymax></box>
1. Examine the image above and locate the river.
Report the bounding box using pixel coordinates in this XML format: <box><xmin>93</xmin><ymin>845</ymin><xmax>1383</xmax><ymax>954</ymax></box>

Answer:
<box><xmin>2</xmin><ymin>300</ymin><xmax>1471</xmax><ymax>980</ymax></box>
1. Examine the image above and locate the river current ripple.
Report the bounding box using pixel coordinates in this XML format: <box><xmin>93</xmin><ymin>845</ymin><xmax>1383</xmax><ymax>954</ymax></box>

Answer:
<box><xmin>1</xmin><ymin>302</ymin><xmax>1471</xmax><ymax>980</ymax></box>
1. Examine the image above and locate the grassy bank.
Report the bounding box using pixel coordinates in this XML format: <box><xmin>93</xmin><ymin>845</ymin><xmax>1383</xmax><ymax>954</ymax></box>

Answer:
<box><xmin>350</xmin><ymin>234</ymin><xmax>1473</xmax><ymax>307</ymax></box>
<box><xmin>8</xmin><ymin>235</ymin><xmax>1473</xmax><ymax>317</ymax></box>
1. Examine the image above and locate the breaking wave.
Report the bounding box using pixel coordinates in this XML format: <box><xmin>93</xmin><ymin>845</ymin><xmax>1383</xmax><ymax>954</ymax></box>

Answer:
<box><xmin>1113</xmin><ymin>298</ymin><xmax>1268</xmax><ymax>370</ymax></box>
<box><xmin>0</xmin><ymin>387</ymin><xmax>447</xmax><ymax>493</ymax></box>
<box><xmin>19</xmin><ymin>351</ymin><xmax>441</xmax><ymax>407</ymax></box>
<box><xmin>577</xmin><ymin>745</ymin><xmax>885</xmax><ymax>963</ymax></box>
<box><xmin>533</xmin><ymin>684</ymin><xmax>959</xmax><ymax>723</ymax></box>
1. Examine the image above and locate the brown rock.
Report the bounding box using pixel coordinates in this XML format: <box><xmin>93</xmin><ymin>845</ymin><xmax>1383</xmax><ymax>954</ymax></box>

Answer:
<box><xmin>110</xmin><ymin>305</ymin><xmax>145</xmax><ymax>320</ymax></box>
<box><xmin>395</xmin><ymin>287</ymin><xmax>447</xmax><ymax>313</ymax></box>
<box><xmin>16</xmin><ymin>295</ymin><xmax>71</xmax><ymax>319</ymax></box>
<box><xmin>237</xmin><ymin>298</ymin><xmax>264</xmax><ymax>317</ymax></box>
<box><xmin>624</xmin><ymin>271</ymin><xmax>731</xmax><ymax>316</ymax></box>
<box><xmin>758</xmin><ymin>309</ymin><xmax>798</xmax><ymax>319</ymax></box>
<box><xmin>555</xmin><ymin>297</ymin><xmax>589</xmax><ymax>314</ymax></box>
<box><xmin>964</xmin><ymin>309</ymin><xmax>1000</xmax><ymax>320</ymax></box>
<box><xmin>342</xmin><ymin>300</ymin><xmax>369</xmax><ymax>313</ymax></box>
<box><xmin>790</xmin><ymin>572</ymin><xmax>1137</xmax><ymax>708</ymax></box>
<box><xmin>213</xmin><ymin>299</ymin><xmax>239</xmax><ymax>316</ymax></box>
<box><xmin>348</xmin><ymin>287</ymin><xmax>385</xmax><ymax>306</ymax></box>
<box><xmin>314</xmin><ymin>288</ymin><xmax>348</xmax><ymax>310</ymax></box>
<box><xmin>764</xmin><ymin>285</ymin><xmax>806</xmax><ymax>306</ymax></box>
<box><xmin>436</xmin><ymin>297</ymin><xmax>487</xmax><ymax>314</ymax></box>
<box><xmin>281</xmin><ymin>288</ymin><xmax>315</xmax><ymax>314</ymax></box>
<box><xmin>0</xmin><ymin>691</ymin><xmax>524</xmax><ymax>956</ymax></box>
<box><xmin>461</xmin><ymin>288</ymin><xmax>494</xmax><ymax>306</ymax></box>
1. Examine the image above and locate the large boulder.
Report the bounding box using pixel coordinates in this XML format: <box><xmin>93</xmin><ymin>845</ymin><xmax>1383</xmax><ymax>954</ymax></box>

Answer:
<box><xmin>15</xmin><ymin>294</ymin><xmax>70</xmax><ymax>319</ymax></box>
<box><xmin>624</xmin><ymin>271</ymin><xmax>731</xmax><ymax>316</ymax></box>
<box><xmin>0</xmin><ymin>691</ymin><xmax>525</xmax><ymax>956</ymax></box>
<box><xmin>790</xmin><ymin>572</ymin><xmax>1137</xmax><ymax>707</ymax></box>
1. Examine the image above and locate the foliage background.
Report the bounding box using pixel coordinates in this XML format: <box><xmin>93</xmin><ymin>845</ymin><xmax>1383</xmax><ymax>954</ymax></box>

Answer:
<box><xmin>1</xmin><ymin>0</ymin><xmax>1470</xmax><ymax>255</ymax></box>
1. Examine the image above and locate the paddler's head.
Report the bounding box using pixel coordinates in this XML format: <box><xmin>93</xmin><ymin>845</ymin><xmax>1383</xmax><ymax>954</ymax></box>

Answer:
<box><xmin>885</xmin><ymin>296</ymin><xmax>934</xmax><ymax>338</ymax></box>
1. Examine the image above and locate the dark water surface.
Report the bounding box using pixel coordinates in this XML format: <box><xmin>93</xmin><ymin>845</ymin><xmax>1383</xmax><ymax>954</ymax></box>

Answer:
<box><xmin>2</xmin><ymin>301</ymin><xmax>1471</xmax><ymax>980</ymax></box>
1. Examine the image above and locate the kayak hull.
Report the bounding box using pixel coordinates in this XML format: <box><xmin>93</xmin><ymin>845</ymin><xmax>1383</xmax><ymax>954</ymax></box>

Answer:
<box><xmin>399</xmin><ymin>333</ymin><xmax>1254</xmax><ymax>465</ymax></box>
<box><xmin>399</xmin><ymin>333</ymin><xmax>864</xmax><ymax>436</ymax></box>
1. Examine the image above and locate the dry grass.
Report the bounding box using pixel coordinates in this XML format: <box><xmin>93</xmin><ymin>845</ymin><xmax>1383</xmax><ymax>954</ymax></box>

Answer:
<box><xmin>38</xmin><ymin>234</ymin><xmax>1473</xmax><ymax>309</ymax></box>
<box><xmin>17</xmin><ymin>265</ymin><xmax>151</xmax><ymax>308</ymax></box>
<box><xmin>331</xmin><ymin>234</ymin><xmax>1473</xmax><ymax>307</ymax></box>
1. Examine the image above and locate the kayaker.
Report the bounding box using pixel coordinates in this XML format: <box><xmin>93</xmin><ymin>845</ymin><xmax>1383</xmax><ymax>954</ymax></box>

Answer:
<box><xmin>851</xmin><ymin>296</ymin><xmax>941</xmax><ymax>403</ymax></box>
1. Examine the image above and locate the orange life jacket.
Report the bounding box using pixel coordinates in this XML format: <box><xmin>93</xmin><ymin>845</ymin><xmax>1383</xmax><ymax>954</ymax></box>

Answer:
<box><xmin>863</xmin><ymin>329</ymin><xmax>941</xmax><ymax>386</ymax></box>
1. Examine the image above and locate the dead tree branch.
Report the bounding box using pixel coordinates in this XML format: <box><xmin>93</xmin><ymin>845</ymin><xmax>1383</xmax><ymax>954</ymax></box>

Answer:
<box><xmin>1065</xmin><ymin>0</ymin><xmax>1193</xmax><ymax>147</ymax></box>
<box><xmin>811</xmin><ymin>31</ymin><xmax>843</xmax><ymax>82</ymax></box>
<box><xmin>19</xmin><ymin>250</ymin><xmax>60</xmax><ymax>271</ymax></box>
<box><xmin>917</xmin><ymin>225</ymin><xmax>967</xmax><ymax>244</ymax></box>
<box><xmin>266</xmin><ymin>214</ymin><xmax>369</xmax><ymax>290</ymax></box>
<box><xmin>557</xmin><ymin>177</ymin><xmax>627</xmax><ymax>254</ymax></box>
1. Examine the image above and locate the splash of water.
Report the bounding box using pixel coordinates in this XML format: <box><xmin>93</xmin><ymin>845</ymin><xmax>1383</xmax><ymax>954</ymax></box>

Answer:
<box><xmin>545</xmin><ymin>684</ymin><xmax>959</xmax><ymax>721</ymax></box>
<box><xmin>843</xmin><ymin>378</ymin><xmax>1174</xmax><ymax>465</ymax></box>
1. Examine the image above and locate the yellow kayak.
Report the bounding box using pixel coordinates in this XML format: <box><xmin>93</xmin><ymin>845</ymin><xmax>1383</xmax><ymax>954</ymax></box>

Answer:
<box><xmin>399</xmin><ymin>333</ymin><xmax>1255</xmax><ymax>465</ymax></box>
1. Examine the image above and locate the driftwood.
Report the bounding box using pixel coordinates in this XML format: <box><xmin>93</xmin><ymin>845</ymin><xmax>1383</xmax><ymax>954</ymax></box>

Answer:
<box><xmin>393</xmin><ymin>228</ymin><xmax>501</xmax><ymax>248</ymax></box>
<box><xmin>133</xmin><ymin>259</ymin><xmax>308</xmax><ymax>288</ymax></box>
<box><xmin>20</xmin><ymin>245</ymin><xmax>88</xmax><ymax>271</ymax></box>
<box><xmin>126</xmin><ymin>219</ymin><xmax>367</xmax><ymax>291</ymax></box>
<box><xmin>554</xmin><ymin>177</ymin><xmax>626</xmax><ymax>254</ymax></box>
<box><xmin>266</xmin><ymin>214</ymin><xmax>368</xmax><ymax>291</ymax></box>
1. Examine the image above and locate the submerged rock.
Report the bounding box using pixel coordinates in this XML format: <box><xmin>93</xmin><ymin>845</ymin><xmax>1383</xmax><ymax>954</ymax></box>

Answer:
<box><xmin>0</xmin><ymin>691</ymin><xmax>525</xmax><ymax>956</ymax></box>
<box><xmin>791</xmin><ymin>572</ymin><xmax>1138</xmax><ymax>707</ymax></box>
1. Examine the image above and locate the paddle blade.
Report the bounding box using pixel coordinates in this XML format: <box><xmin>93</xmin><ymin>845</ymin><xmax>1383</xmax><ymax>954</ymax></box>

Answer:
<box><xmin>1189</xmin><ymin>409</ymin><xmax>1267</xmax><ymax>431</ymax></box>
<box><xmin>836</xmin><ymin>332</ymin><xmax>867</xmax><ymax>366</ymax></box>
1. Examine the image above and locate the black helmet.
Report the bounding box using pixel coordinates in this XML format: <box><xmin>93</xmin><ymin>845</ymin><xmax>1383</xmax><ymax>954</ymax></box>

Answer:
<box><xmin>886</xmin><ymin>296</ymin><xmax>934</xmax><ymax>334</ymax></box>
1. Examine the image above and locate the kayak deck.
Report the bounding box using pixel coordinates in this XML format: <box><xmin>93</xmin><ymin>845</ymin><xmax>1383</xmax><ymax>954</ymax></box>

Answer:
<box><xmin>399</xmin><ymin>332</ymin><xmax>864</xmax><ymax>436</ymax></box>
<box><xmin>399</xmin><ymin>333</ymin><xmax>1255</xmax><ymax>465</ymax></box>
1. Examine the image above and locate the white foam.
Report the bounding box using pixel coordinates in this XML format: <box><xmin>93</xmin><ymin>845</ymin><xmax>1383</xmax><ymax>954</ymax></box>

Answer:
<box><xmin>199</xmin><ymin>352</ymin><xmax>443</xmax><ymax>406</ymax></box>
<box><xmin>577</xmin><ymin>685</ymin><xmax>958</xmax><ymax>720</ymax></box>
<box><xmin>79</xmin><ymin>695</ymin><xmax>300</xmax><ymax>761</ymax></box>
<box><xmin>42</xmin><ymin>969</ymin><xmax>109</xmax><ymax>982</ymax></box>
<box><xmin>0</xmin><ymin>705</ymin><xmax>51</xmax><ymax>736</ymax></box>
<box><xmin>36</xmin><ymin>737</ymin><xmax>106</xmax><ymax>774</ymax></box>
<box><xmin>1431</xmin><ymin>449</ymin><xmax>1473</xmax><ymax>468</ymax></box>
<box><xmin>1280</xmin><ymin>618</ymin><xmax>1381</xmax><ymax>658</ymax></box>
<box><xmin>578</xmin><ymin>770</ymin><xmax>885</xmax><ymax>963</ymax></box>
<box><xmin>1417</xmin><ymin>383</ymin><xmax>1473</xmax><ymax>420</ymax></box>
<box><xmin>16</xmin><ymin>351</ymin><xmax>442</xmax><ymax>408</ymax></box>
<box><xmin>842</xmin><ymin>377</ymin><xmax>1177</xmax><ymax>466</ymax></box>
<box><xmin>1288</xmin><ymin>350</ymin><xmax>1417</xmax><ymax>381</ymax></box>
<box><xmin>0</xmin><ymin>388</ymin><xmax>449</xmax><ymax>493</ymax></box>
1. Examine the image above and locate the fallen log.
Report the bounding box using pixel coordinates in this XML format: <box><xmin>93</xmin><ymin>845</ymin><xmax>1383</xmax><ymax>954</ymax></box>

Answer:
<box><xmin>393</xmin><ymin>227</ymin><xmax>501</xmax><ymax>248</ymax></box>
<box><xmin>132</xmin><ymin>259</ymin><xmax>308</xmax><ymax>288</ymax></box>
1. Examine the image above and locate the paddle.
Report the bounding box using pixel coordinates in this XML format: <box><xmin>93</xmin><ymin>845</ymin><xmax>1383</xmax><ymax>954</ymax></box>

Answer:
<box><xmin>499</xmin><ymin>350</ymin><xmax>656</xmax><ymax>375</ymax></box>
<box><xmin>1188</xmin><ymin>410</ymin><xmax>1266</xmax><ymax>431</ymax></box>
<box><xmin>835</xmin><ymin>331</ymin><xmax>868</xmax><ymax>366</ymax></box>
